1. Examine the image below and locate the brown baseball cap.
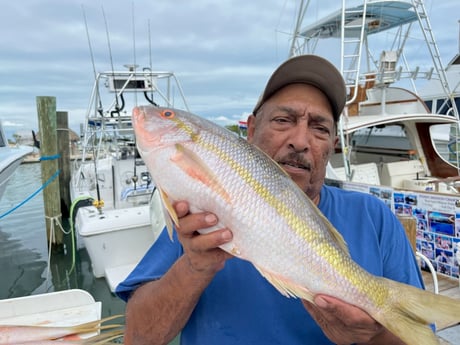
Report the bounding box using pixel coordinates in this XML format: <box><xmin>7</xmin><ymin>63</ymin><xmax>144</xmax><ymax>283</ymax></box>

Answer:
<box><xmin>252</xmin><ymin>55</ymin><xmax>347</xmax><ymax>121</ymax></box>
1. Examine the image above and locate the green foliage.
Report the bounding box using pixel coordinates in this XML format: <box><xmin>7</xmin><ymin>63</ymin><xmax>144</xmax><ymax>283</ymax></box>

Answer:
<box><xmin>225</xmin><ymin>124</ymin><xmax>239</xmax><ymax>134</ymax></box>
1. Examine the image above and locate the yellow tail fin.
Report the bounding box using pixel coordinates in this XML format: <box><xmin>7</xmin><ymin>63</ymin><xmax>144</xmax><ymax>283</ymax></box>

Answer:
<box><xmin>375</xmin><ymin>278</ymin><xmax>460</xmax><ymax>345</ymax></box>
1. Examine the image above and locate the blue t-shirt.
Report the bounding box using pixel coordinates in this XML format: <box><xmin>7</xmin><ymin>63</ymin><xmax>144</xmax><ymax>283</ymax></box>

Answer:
<box><xmin>116</xmin><ymin>185</ymin><xmax>424</xmax><ymax>344</ymax></box>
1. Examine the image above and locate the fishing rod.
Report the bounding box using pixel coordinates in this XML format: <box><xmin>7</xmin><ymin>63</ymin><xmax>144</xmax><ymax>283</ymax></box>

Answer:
<box><xmin>131</xmin><ymin>1</ymin><xmax>138</xmax><ymax>191</ymax></box>
<box><xmin>102</xmin><ymin>6</ymin><xmax>122</xmax><ymax>118</ymax></box>
<box><xmin>82</xmin><ymin>5</ymin><xmax>103</xmax><ymax>210</ymax></box>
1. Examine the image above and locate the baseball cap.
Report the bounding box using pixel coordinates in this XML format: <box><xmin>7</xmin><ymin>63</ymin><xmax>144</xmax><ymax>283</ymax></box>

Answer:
<box><xmin>252</xmin><ymin>55</ymin><xmax>347</xmax><ymax>121</ymax></box>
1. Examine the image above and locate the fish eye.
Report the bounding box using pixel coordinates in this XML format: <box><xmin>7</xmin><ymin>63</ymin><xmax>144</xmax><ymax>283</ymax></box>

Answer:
<box><xmin>161</xmin><ymin>109</ymin><xmax>175</xmax><ymax>119</ymax></box>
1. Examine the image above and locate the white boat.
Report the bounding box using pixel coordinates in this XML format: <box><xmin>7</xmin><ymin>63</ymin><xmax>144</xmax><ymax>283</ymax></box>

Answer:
<box><xmin>290</xmin><ymin>0</ymin><xmax>460</xmax><ymax>192</ymax></box>
<box><xmin>287</xmin><ymin>1</ymin><xmax>460</xmax><ymax>339</ymax></box>
<box><xmin>288</xmin><ymin>0</ymin><xmax>460</xmax><ymax>293</ymax></box>
<box><xmin>70</xmin><ymin>65</ymin><xmax>188</xmax><ymax>291</ymax></box>
<box><xmin>0</xmin><ymin>121</ymin><xmax>32</xmax><ymax>201</ymax></box>
<box><xmin>0</xmin><ymin>289</ymin><xmax>101</xmax><ymax>329</ymax></box>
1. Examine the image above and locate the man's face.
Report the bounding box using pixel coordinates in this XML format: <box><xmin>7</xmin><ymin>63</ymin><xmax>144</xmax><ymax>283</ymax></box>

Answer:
<box><xmin>247</xmin><ymin>83</ymin><xmax>338</xmax><ymax>203</ymax></box>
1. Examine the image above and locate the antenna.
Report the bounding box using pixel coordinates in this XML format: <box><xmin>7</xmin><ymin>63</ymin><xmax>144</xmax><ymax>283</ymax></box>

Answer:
<box><xmin>101</xmin><ymin>6</ymin><xmax>121</xmax><ymax>115</ymax></box>
<box><xmin>82</xmin><ymin>5</ymin><xmax>103</xmax><ymax>116</ymax></box>
<box><xmin>82</xmin><ymin>5</ymin><xmax>97</xmax><ymax>80</ymax></box>
<box><xmin>102</xmin><ymin>6</ymin><xmax>116</xmax><ymax>78</ymax></box>
<box><xmin>131</xmin><ymin>1</ymin><xmax>138</xmax><ymax>105</ymax></box>
<box><xmin>147</xmin><ymin>19</ymin><xmax>155</xmax><ymax>104</ymax></box>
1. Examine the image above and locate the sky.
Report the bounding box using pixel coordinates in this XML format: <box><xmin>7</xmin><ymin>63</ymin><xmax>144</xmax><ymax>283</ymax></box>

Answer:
<box><xmin>0</xmin><ymin>0</ymin><xmax>459</xmax><ymax>140</ymax></box>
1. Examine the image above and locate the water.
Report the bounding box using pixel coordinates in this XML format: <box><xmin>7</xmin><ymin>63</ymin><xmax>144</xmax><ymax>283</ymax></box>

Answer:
<box><xmin>0</xmin><ymin>163</ymin><xmax>181</xmax><ymax>344</ymax></box>
<box><xmin>0</xmin><ymin>163</ymin><xmax>125</xmax><ymax>317</ymax></box>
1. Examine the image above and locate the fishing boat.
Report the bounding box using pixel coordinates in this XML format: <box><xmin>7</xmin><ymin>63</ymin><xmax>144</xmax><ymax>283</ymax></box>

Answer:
<box><xmin>0</xmin><ymin>121</ymin><xmax>32</xmax><ymax>200</ymax></box>
<box><xmin>0</xmin><ymin>289</ymin><xmax>101</xmax><ymax>329</ymax></box>
<box><xmin>419</xmin><ymin>51</ymin><xmax>460</xmax><ymax>164</ymax></box>
<box><xmin>286</xmin><ymin>1</ymin><xmax>460</xmax><ymax>339</ymax></box>
<box><xmin>288</xmin><ymin>0</ymin><xmax>460</xmax><ymax>297</ymax></box>
<box><xmin>70</xmin><ymin>65</ymin><xmax>189</xmax><ymax>292</ymax></box>
<box><xmin>290</xmin><ymin>0</ymin><xmax>459</xmax><ymax>190</ymax></box>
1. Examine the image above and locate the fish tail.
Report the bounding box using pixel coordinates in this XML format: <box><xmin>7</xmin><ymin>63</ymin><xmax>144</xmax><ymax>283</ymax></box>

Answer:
<box><xmin>375</xmin><ymin>278</ymin><xmax>460</xmax><ymax>345</ymax></box>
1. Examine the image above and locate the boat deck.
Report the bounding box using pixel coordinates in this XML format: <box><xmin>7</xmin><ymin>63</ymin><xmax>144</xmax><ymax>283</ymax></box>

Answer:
<box><xmin>422</xmin><ymin>271</ymin><xmax>460</xmax><ymax>344</ymax></box>
<box><xmin>423</xmin><ymin>270</ymin><xmax>460</xmax><ymax>301</ymax></box>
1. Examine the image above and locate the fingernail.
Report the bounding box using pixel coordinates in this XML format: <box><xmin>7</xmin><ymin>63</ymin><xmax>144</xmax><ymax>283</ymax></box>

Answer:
<box><xmin>177</xmin><ymin>201</ymin><xmax>187</xmax><ymax>213</ymax></box>
<box><xmin>315</xmin><ymin>296</ymin><xmax>329</xmax><ymax>308</ymax></box>
<box><xmin>205</xmin><ymin>213</ymin><xmax>217</xmax><ymax>225</ymax></box>
<box><xmin>221</xmin><ymin>230</ymin><xmax>232</xmax><ymax>241</ymax></box>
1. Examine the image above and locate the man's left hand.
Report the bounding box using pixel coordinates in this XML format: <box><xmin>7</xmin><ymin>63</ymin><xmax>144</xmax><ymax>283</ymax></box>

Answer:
<box><xmin>302</xmin><ymin>295</ymin><xmax>404</xmax><ymax>345</ymax></box>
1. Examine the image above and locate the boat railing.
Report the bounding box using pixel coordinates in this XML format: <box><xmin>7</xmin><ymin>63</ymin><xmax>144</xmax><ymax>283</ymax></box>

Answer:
<box><xmin>78</xmin><ymin>67</ymin><xmax>190</xmax><ymax>168</ymax></box>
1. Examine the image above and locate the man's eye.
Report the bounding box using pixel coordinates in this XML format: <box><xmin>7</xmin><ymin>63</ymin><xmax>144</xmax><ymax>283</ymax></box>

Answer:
<box><xmin>314</xmin><ymin>126</ymin><xmax>331</xmax><ymax>135</ymax></box>
<box><xmin>273</xmin><ymin>117</ymin><xmax>292</xmax><ymax>123</ymax></box>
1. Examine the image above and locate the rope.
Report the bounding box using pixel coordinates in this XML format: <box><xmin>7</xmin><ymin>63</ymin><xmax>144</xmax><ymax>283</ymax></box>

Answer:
<box><xmin>39</xmin><ymin>154</ymin><xmax>61</xmax><ymax>161</ymax></box>
<box><xmin>0</xmin><ymin>170</ymin><xmax>61</xmax><ymax>220</ymax></box>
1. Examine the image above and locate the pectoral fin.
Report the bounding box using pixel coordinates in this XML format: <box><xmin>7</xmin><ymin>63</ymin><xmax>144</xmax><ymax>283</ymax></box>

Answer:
<box><xmin>172</xmin><ymin>143</ymin><xmax>231</xmax><ymax>203</ymax></box>
<box><xmin>158</xmin><ymin>187</ymin><xmax>178</xmax><ymax>241</ymax></box>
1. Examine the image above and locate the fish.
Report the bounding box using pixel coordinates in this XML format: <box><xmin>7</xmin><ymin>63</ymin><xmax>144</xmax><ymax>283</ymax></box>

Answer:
<box><xmin>9</xmin><ymin>328</ymin><xmax>123</xmax><ymax>344</ymax></box>
<box><xmin>132</xmin><ymin>105</ymin><xmax>460</xmax><ymax>345</ymax></box>
<box><xmin>0</xmin><ymin>315</ymin><xmax>123</xmax><ymax>344</ymax></box>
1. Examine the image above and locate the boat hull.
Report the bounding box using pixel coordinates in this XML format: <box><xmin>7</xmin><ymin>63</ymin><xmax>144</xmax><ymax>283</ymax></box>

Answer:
<box><xmin>75</xmin><ymin>204</ymin><xmax>162</xmax><ymax>291</ymax></box>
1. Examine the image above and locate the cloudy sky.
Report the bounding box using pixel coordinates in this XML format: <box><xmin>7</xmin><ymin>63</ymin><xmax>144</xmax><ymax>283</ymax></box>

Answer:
<box><xmin>1</xmin><ymin>0</ymin><xmax>459</xmax><ymax>138</ymax></box>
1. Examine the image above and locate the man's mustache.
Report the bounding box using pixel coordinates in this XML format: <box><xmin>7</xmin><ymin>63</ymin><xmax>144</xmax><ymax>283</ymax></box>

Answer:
<box><xmin>276</xmin><ymin>152</ymin><xmax>312</xmax><ymax>171</ymax></box>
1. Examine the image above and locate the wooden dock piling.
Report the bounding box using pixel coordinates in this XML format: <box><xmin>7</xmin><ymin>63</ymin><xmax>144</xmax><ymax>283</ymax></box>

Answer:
<box><xmin>57</xmin><ymin>111</ymin><xmax>71</xmax><ymax>218</ymax></box>
<box><xmin>36</xmin><ymin>96</ymin><xmax>63</xmax><ymax>250</ymax></box>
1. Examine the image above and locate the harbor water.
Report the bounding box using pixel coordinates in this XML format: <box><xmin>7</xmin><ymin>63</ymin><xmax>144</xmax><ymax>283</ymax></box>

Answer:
<box><xmin>0</xmin><ymin>162</ymin><xmax>180</xmax><ymax>344</ymax></box>
<box><xmin>0</xmin><ymin>163</ymin><xmax>125</xmax><ymax>317</ymax></box>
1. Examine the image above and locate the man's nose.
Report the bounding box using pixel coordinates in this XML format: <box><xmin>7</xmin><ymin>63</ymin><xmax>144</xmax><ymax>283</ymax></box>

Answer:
<box><xmin>287</xmin><ymin>123</ymin><xmax>310</xmax><ymax>152</ymax></box>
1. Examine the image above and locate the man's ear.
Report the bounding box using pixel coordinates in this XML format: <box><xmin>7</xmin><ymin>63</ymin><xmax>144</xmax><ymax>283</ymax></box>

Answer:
<box><xmin>246</xmin><ymin>114</ymin><xmax>256</xmax><ymax>142</ymax></box>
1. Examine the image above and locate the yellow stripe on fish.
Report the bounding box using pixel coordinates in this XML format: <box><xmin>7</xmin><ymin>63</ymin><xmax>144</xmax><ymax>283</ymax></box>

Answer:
<box><xmin>169</xmin><ymin>109</ymin><xmax>369</xmax><ymax>301</ymax></box>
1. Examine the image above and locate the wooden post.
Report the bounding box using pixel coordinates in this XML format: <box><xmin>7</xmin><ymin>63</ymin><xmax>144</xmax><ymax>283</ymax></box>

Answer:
<box><xmin>397</xmin><ymin>214</ymin><xmax>416</xmax><ymax>252</ymax></box>
<box><xmin>36</xmin><ymin>96</ymin><xmax>63</xmax><ymax>250</ymax></box>
<box><xmin>57</xmin><ymin>111</ymin><xmax>71</xmax><ymax>219</ymax></box>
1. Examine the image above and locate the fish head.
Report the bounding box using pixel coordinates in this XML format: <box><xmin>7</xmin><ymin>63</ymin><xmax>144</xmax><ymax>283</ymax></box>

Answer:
<box><xmin>132</xmin><ymin>106</ymin><xmax>200</xmax><ymax>155</ymax></box>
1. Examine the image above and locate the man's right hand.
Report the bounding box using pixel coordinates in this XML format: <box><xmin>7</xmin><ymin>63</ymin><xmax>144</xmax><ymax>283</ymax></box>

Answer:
<box><xmin>174</xmin><ymin>201</ymin><xmax>234</xmax><ymax>277</ymax></box>
<box><xmin>125</xmin><ymin>201</ymin><xmax>234</xmax><ymax>345</ymax></box>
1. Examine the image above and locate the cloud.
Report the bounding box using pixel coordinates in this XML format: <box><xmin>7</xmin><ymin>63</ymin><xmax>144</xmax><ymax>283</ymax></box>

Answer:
<box><xmin>0</xmin><ymin>0</ymin><xmax>458</xmax><ymax>139</ymax></box>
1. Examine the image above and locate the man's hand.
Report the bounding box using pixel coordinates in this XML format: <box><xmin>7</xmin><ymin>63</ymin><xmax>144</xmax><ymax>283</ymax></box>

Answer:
<box><xmin>302</xmin><ymin>295</ymin><xmax>404</xmax><ymax>345</ymax></box>
<box><xmin>174</xmin><ymin>201</ymin><xmax>234</xmax><ymax>277</ymax></box>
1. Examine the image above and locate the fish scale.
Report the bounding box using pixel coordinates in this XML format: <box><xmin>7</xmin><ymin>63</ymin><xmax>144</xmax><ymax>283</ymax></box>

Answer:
<box><xmin>133</xmin><ymin>105</ymin><xmax>460</xmax><ymax>345</ymax></box>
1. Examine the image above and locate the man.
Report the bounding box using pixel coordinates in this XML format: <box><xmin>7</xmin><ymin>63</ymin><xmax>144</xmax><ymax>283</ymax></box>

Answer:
<box><xmin>116</xmin><ymin>55</ymin><xmax>424</xmax><ymax>344</ymax></box>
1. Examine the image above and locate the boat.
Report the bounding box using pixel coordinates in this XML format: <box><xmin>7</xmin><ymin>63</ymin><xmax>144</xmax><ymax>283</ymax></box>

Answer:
<box><xmin>285</xmin><ymin>0</ymin><xmax>460</xmax><ymax>338</ymax></box>
<box><xmin>70</xmin><ymin>65</ymin><xmax>189</xmax><ymax>292</ymax></box>
<box><xmin>0</xmin><ymin>121</ymin><xmax>33</xmax><ymax>201</ymax></box>
<box><xmin>419</xmin><ymin>51</ymin><xmax>460</xmax><ymax>166</ymax></box>
<box><xmin>287</xmin><ymin>0</ymin><xmax>460</xmax><ymax>295</ymax></box>
<box><xmin>290</xmin><ymin>0</ymin><xmax>459</xmax><ymax>190</ymax></box>
<box><xmin>0</xmin><ymin>289</ymin><xmax>101</xmax><ymax>328</ymax></box>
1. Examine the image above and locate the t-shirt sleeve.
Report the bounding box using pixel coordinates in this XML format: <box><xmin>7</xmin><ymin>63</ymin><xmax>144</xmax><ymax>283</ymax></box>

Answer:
<box><xmin>378</xmin><ymin>202</ymin><xmax>425</xmax><ymax>289</ymax></box>
<box><xmin>115</xmin><ymin>227</ymin><xmax>183</xmax><ymax>301</ymax></box>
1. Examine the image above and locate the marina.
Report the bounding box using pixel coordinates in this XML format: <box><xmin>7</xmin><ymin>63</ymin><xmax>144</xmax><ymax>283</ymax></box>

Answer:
<box><xmin>0</xmin><ymin>163</ymin><xmax>125</xmax><ymax>317</ymax></box>
<box><xmin>0</xmin><ymin>1</ymin><xmax>459</xmax><ymax>344</ymax></box>
<box><xmin>69</xmin><ymin>66</ymin><xmax>189</xmax><ymax>293</ymax></box>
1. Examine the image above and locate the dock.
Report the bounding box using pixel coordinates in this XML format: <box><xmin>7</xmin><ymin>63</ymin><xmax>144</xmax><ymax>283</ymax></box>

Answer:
<box><xmin>422</xmin><ymin>270</ymin><xmax>460</xmax><ymax>344</ymax></box>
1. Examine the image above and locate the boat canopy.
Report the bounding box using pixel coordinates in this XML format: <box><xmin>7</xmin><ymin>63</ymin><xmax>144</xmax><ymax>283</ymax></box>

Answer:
<box><xmin>299</xmin><ymin>0</ymin><xmax>417</xmax><ymax>39</ymax></box>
